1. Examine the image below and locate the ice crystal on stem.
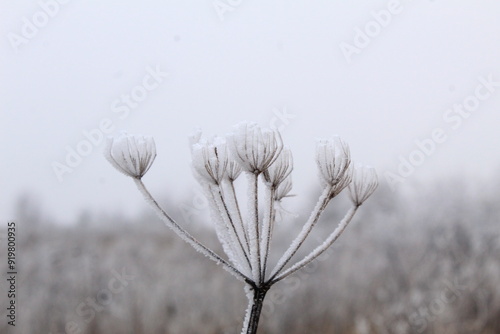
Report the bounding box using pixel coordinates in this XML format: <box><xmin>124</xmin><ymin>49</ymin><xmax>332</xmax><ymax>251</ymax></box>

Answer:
<box><xmin>104</xmin><ymin>121</ymin><xmax>378</xmax><ymax>334</ymax></box>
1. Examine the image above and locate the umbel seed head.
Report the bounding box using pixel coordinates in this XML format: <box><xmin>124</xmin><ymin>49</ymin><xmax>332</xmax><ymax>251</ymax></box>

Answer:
<box><xmin>104</xmin><ymin>133</ymin><xmax>156</xmax><ymax>179</ymax></box>
<box><xmin>226</xmin><ymin>160</ymin><xmax>242</xmax><ymax>182</ymax></box>
<box><xmin>264</xmin><ymin>147</ymin><xmax>293</xmax><ymax>187</ymax></box>
<box><xmin>227</xmin><ymin>122</ymin><xmax>283</xmax><ymax>174</ymax></box>
<box><xmin>274</xmin><ymin>176</ymin><xmax>293</xmax><ymax>201</ymax></box>
<box><xmin>191</xmin><ymin>136</ymin><xmax>229</xmax><ymax>185</ymax></box>
<box><xmin>348</xmin><ymin>165</ymin><xmax>378</xmax><ymax>206</ymax></box>
<box><xmin>316</xmin><ymin>137</ymin><xmax>352</xmax><ymax>195</ymax></box>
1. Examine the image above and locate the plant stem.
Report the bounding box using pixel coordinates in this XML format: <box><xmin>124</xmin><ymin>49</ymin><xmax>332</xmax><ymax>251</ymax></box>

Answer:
<box><xmin>213</xmin><ymin>185</ymin><xmax>252</xmax><ymax>273</ymax></box>
<box><xmin>228</xmin><ymin>179</ymin><xmax>252</xmax><ymax>258</ymax></box>
<box><xmin>247</xmin><ymin>172</ymin><xmax>261</xmax><ymax>283</ymax></box>
<box><xmin>260</xmin><ymin>185</ymin><xmax>275</xmax><ymax>282</ymax></box>
<box><xmin>268</xmin><ymin>186</ymin><xmax>333</xmax><ymax>281</ymax></box>
<box><xmin>243</xmin><ymin>285</ymin><xmax>269</xmax><ymax>334</ymax></box>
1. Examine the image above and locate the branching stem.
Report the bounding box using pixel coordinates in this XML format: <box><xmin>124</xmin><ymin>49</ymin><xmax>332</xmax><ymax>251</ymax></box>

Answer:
<box><xmin>269</xmin><ymin>186</ymin><xmax>333</xmax><ymax>281</ymax></box>
<box><xmin>213</xmin><ymin>185</ymin><xmax>252</xmax><ymax>274</ymax></box>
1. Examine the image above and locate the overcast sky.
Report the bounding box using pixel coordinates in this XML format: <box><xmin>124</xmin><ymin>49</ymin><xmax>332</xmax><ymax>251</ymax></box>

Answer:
<box><xmin>1</xmin><ymin>1</ymin><xmax>500</xmax><ymax>223</ymax></box>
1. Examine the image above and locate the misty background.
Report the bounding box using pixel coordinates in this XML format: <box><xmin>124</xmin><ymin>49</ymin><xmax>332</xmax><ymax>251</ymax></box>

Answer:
<box><xmin>1</xmin><ymin>1</ymin><xmax>500</xmax><ymax>333</ymax></box>
<box><xmin>1</xmin><ymin>0</ymin><xmax>500</xmax><ymax>222</ymax></box>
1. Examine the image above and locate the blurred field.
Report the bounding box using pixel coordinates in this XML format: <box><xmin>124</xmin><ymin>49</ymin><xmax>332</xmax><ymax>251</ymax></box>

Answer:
<box><xmin>1</xmin><ymin>180</ymin><xmax>499</xmax><ymax>334</ymax></box>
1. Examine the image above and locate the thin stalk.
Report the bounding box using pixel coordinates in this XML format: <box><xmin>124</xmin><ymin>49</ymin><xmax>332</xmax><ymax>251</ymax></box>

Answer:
<box><xmin>271</xmin><ymin>206</ymin><xmax>358</xmax><ymax>284</ymax></box>
<box><xmin>241</xmin><ymin>285</ymin><xmax>269</xmax><ymax>334</ymax></box>
<box><xmin>268</xmin><ymin>186</ymin><xmax>333</xmax><ymax>282</ymax></box>
<box><xmin>228</xmin><ymin>179</ymin><xmax>251</xmax><ymax>257</ymax></box>
<box><xmin>206</xmin><ymin>186</ymin><xmax>241</xmax><ymax>270</ymax></box>
<box><xmin>134</xmin><ymin>178</ymin><xmax>251</xmax><ymax>284</ymax></box>
<box><xmin>213</xmin><ymin>185</ymin><xmax>252</xmax><ymax>274</ymax></box>
<box><xmin>248</xmin><ymin>172</ymin><xmax>261</xmax><ymax>283</ymax></box>
<box><xmin>260</xmin><ymin>185</ymin><xmax>276</xmax><ymax>283</ymax></box>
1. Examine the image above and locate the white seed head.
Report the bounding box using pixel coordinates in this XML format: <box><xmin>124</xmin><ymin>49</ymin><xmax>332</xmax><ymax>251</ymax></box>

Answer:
<box><xmin>316</xmin><ymin>137</ymin><xmax>352</xmax><ymax>195</ymax></box>
<box><xmin>348</xmin><ymin>165</ymin><xmax>378</xmax><ymax>206</ymax></box>
<box><xmin>104</xmin><ymin>133</ymin><xmax>156</xmax><ymax>179</ymax></box>
<box><xmin>274</xmin><ymin>176</ymin><xmax>293</xmax><ymax>201</ymax></box>
<box><xmin>227</xmin><ymin>122</ymin><xmax>283</xmax><ymax>173</ymax></box>
<box><xmin>274</xmin><ymin>176</ymin><xmax>297</xmax><ymax>222</ymax></box>
<box><xmin>264</xmin><ymin>147</ymin><xmax>293</xmax><ymax>187</ymax></box>
<box><xmin>226</xmin><ymin>160</ymin><xmax>242</xmax><ymax>181</ymax></box>
<box><xmin>191</xmin><ymin>136</ymin><xmax>229</xmax><ymax>185</ymax></box>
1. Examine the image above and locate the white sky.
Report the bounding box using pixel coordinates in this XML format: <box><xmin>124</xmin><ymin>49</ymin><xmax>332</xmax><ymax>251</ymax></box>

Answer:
<box><xmin>1</xmin><ymin>0</ymin><xmax>500</xmax><ymax>223</ymax></box>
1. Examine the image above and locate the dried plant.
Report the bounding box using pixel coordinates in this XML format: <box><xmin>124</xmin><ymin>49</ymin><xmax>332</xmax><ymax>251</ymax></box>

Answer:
<box><xmin>105</xmin><ymin>121</ymin><xmax>378</xmax><ymax>334</ymax></box>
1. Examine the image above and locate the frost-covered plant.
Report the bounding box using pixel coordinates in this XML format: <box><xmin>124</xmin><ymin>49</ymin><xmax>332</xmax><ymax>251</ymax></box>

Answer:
<box><xmin>105</xmin><ymin>122</ymin><xmax>378</xmax><ymax>334</ymax></box>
